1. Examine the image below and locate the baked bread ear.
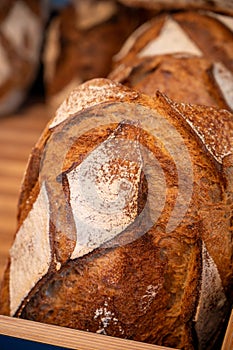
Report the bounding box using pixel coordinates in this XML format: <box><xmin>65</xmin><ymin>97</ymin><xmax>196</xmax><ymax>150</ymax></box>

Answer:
<box><xmin>0</xmin><ymin>78</ymin><xmax>232</xmax><ymax>350</ymax></box>
<box><xmin>118</xmin><ymin>0</ymin><xmax>233</xmax><ymax>16</ymax></box>
<box><xmin>110</xmin><ymin>10</ymin><xmax>233</xmax><ymax>110</ymax></box>
<box><xmin>0</xmin><ymin>0</ymin><xmax>48</xmax><ymax>116</ymax></box>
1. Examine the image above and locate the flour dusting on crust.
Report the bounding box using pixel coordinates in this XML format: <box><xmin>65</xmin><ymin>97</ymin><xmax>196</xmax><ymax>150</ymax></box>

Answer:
<box><xmin>139</xmin><ymin>284</ymin><xmax>161</xmax><ymax>312</ymax></box>
<box><xmin>10</xmin><ymin>183</ymin><xmax>51</xmax><ymax>316</ymax></box>
<box><xmin>94</xmin><ymin>300</ymin><xmax>124</xmax><ymax>335</ymax></box>
<box><xmin>194</xmin><ymin>242</ymin><xmax>227</xmax><ymax>348</ymax></box>
<box><xmin>139</xmin><ymin>17</ymin><xmax>202</xmax><ymax>58</ymax></box>
<box><xmin>49</xmin><ymin>79</ymin><xmax>138</xmax><ymax>129</ymax></box>
<box><xmin>68</xmin><ymin>126</ymin><xmax>142</xmax><ymax>260</ymax></box>
<box><xmin>213</xmin><ymin>62</ymin><xmax>233</xmax><ymax>111</ymax></box>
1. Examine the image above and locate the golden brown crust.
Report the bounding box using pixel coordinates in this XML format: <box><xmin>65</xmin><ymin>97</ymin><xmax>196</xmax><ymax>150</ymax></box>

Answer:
<box><xmin>171</xmin><ymin>102</ymin><xmax>233</xmax><ymax>163</ymax></box>
<box><xmin>109</xmin><ymin>54</ymin><xmax>231</xmax><ymax>109</ymax></box>
<box><xmin>0</xmin><ymin>258</ymin><xmax>10</xmax><ymax>315</ymax></box>
<box><xmin>18</xmin><ymin>237</ymin><xmax>199</xmax><ymax>349</ymax></box>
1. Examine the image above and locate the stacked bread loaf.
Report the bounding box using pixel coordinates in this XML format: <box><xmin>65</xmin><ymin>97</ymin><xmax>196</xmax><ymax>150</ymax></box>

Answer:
<box><xmin>109</xmin><ymin>10</ymin><xmax>233</xmax><ymax>110</ymax></box>
<box><xmin>42</xmin><ymin>0</ymin><xmax>151</xmax><ymax>108</ymax></box>
<box><xmin>0</xmin><ymin>1</ymin><xmax>232</xmax><ymax>350</ymax></box>
<box><xmin>0</xmin><ymin>0</ymin><xmax>48</xmax><ymax>115</ymax></box>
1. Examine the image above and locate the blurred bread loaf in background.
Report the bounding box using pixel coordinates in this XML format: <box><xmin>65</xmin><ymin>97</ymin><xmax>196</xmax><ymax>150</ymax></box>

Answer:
<box><xmin>109</xmin><ymin>10</ymin><xmax>233</xmax><ymax>110</ymax></box>
<box><xmin>0</xmin><ymin>0</ymin><xmax>49</xmax><ymax>116</ymax></box>
<box><xmin>0</xmin><ymin>0</ymin><xmax>232</xmax><ymax>114</ymax></box>
<box><xmin>42</xmin><ymin>0</ymin><xmax>152</xmax><ymax>108</ymax></box>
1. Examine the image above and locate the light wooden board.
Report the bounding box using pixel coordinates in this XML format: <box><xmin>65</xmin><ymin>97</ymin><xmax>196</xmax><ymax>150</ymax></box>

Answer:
<box><xmin>0</xmin><ymin>311</ymin><xmax>232</xmax><ymax>350</ymax></box>
<box><xmin>0</xmin><ymin>315</ymin><xmax>174</xmax><ymax>350</ymax></box>
<box><xmin>221</xmin><ymin>309</ymin><xmax>233</xmax><ymax>350</ymax></box>
<box><xmin>0</xmin><ymin>103</ymin><xmax>52</xmax><ymax>282</ymax></box>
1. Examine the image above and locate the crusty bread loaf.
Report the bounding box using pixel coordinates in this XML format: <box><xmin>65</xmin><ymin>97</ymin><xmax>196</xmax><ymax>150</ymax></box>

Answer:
<box><xmin>109</xmin><ymin>10</ymin><xmax>233</xmax><ymax>110</ymax></box>
<box><xmin>0</xmin><ymin>0</ymin><xmax>48</xmax><ymax>116</ymax></box>
<box><xmin>42</xmin><ymin>0</ymin><xmax>151</xmax><ymax>109</ymax></box>
<box><xmin>109</xmin><ymin>54</ymin><xmax>233</xmax><ymax>110</ymax></box>
<box><xmin>118</xmin><ymin>0</ymin><xmax>233</xmax><ymax>16</ymax></box>
<box><xmin>112</xmin><ymin>10</ymin><xmax>233</xmax><ymax>70</ymax></box>
<box><xmin>0</xmin><ymin>78</ymin><xmax>232</xmax><ymax>350</ymax></box>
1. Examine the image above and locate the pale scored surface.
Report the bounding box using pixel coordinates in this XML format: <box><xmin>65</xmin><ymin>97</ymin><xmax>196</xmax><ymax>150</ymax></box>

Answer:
<box><xmin>1</xmin><ymin>1</ymin><xmax>42</xmax><ymax>62</ymax></box>
<box><xmin>137</xmin><ymin>18</ymin><xmax>202</xmax><ymax>58</ymax></box>
<box><xmin>49</xmin><ymin>80</ymin><xmax>138</xmax><ymax>129</ymax></box>
<box><xmin>213</xmin><ymin>62</ymin><xmax>233</xmax><ymax>110</ymax></box>
<box><xmin>194</xmin><ymin>242</ymin><xmax>227</xmax><ymax>347</ymax></box>
<box><xmin>10</xmin><ymin>183</ymin><xmax>51</xmax><ymax>316</ymax></box>
<box><xmin>207</xmin><ymin>12</ymin><xmax>233</xmax><ymax>32</ymax></box>
<box><xmin>68</xmin><ymin>133</ymin><xmax>143</xmax><ymax>260</ymax></box>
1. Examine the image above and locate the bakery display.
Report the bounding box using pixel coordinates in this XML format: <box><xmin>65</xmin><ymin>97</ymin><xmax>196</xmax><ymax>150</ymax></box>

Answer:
<box><xmin>0</xmin><ymin>0</ymin><xmax>233</xmax><ymax>349</ymax></box>
<box><xmin>0</xmin><ymin>78</ymin><xmax>232</xmax><ymax>350</ymax></box>
<box><xmin>0</xmin><ymin>0</ymin><xmax>48</xmax><ymax>116</ymax></box>
<box><xmin>109</xmin><ymin>10</ymin><xmax>233</xmax><ymax>110</ymax></box>
<box><xmin>42</xmin><ymin>0</ymin><xmax>151</xmax><ymax>108</ymax></box>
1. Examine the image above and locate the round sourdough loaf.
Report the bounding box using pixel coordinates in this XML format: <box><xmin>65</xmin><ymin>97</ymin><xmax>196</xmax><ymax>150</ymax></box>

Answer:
<box><xmin>118</xmin><ymin>0</ymin><xmax>233</xmax><ymax>16</ymax></box>
<box><xmin>109</xmin><ymin>10</ymin><xmax>233</xmax><ymax>110</ymax></box>
<box><xmin>0</xmin><ymin>79</ymin><xmax>232</xmax><ymax>350</ymax></box>
<box><xmin>0</xmin><ymin>0</ymin><xmax>48</xmax><ymax>116</ymax></box>
<box><xmin>42</xmin><ymin>0</ymin><xmax>151</xmax><ymax>109</ymax></box>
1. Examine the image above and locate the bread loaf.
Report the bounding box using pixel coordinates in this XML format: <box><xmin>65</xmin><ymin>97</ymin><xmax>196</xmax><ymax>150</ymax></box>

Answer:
<box><xmin>0</xmin><ymin>78</ymin><xmax>232</xmax><ymax>350</ymax></box>
<box><xmin>42</xmin><ymin>0</ymin><xmax>151</xmax><ymax>108</ymax></box>
<box><xmin>109</xmin><ymin>10</ymin><xmax>233</xmax><ymax>110</ymax></box>
<box><xmin>118</xmin><ymin>0</ymin><xmax>233</xmax><ymax>16</ymax></box>
<box><xmin>0</xmin><ymin>0</ymin><xmax>48</xmax><ymax>116</ymax></box>
<box><xmin>109</xmin><ymin>54</ymin><xmax>233</xmax><ymax>110</ymax></box>
<box><xmin>112</xmin><ymin>11</ymin><xmax>233</xmax><ymax>69</ymax></box>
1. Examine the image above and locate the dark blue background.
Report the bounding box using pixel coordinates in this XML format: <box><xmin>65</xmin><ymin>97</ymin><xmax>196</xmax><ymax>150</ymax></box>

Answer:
<box><xmin>0</xmin><ymin>335</ymin><xmax>73</xmax><ymax>350</ymax></box>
